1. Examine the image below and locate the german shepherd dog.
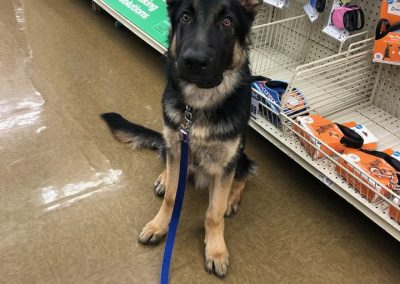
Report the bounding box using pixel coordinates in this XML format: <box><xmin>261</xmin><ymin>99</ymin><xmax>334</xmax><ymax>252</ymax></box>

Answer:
<box><xmin>101</xmin><ymin>0</ymin><xmax>262</xmax><ymax>277</ymax></box>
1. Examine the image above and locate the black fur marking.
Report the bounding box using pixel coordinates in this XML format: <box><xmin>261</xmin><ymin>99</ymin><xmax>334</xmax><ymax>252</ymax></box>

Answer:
<box><xmin>223</xmin><ymin>140</ymin><xmax>256</xmax><ymax>180</ymax></box>
<box><xmin>234</xmin><ymin>152</ymin><xmax>256</xmax><ymax>180</ymax></box>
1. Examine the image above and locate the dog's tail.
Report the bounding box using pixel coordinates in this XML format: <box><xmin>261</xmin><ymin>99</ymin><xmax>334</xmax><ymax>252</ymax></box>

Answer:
<box><xmin>235</xmin><ymin>152</ymin><xmax>257</xmax><ymax>181</ymax></box>
<box><xmin>101</xmin><ymin>112</ymin><xmax>164</xmax><ymax>151</ymax></box>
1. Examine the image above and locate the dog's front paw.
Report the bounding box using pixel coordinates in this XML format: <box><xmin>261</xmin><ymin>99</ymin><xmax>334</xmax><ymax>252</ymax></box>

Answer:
<box><xmin>205</xmin><ymin>247</ymin><xmax>229</xmax><ymax>278</ymax></box>
<box><xmin>153</xmin><ymin>171</ymin><xmax>166</xmax><ymax>196</ymax></box>
<box><xmin>138</xmin><ymin>220</ymin><xmax>167</xmax><ymax>245</ymax></box>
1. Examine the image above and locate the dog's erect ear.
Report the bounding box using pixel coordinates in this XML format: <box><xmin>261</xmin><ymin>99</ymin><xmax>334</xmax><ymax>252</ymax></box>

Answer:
<box><xmin>239</xmin><ymin>0</ymin><xmax>263</xmax><ymax>13</ymax></box>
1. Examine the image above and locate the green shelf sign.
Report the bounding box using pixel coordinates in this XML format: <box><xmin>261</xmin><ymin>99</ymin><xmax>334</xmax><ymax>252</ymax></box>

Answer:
<box><xmin>103</xmin><ymin>0</ymin><xmax>170</xmax><ymax>48</ymax></box>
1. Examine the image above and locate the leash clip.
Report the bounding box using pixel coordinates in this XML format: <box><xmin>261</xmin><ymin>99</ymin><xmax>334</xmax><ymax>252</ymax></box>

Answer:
<box><xmin>179</xmin><ymin>106</ymin><xmax>192</xmax><ymax>143</ymax></box>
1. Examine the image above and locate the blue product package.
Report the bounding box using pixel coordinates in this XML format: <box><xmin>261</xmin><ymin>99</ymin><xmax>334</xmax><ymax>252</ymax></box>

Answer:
<box><xmin>251</xmin><ymin>79</ymin><xmax>308</xmax><ymax>127</ymax></box>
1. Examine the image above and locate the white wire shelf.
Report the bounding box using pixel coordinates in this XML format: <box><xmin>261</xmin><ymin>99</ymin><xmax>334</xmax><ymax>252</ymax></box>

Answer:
<box><xmin>249</xmin><ymin>116</ymin><xmax>400</xmax><ymax>241</ymax></box>
<box><xmin>251</xmin><ymin>39</ymin><xmax>400</xmax><ymax>239</ymax></box>
<box><xmin>250</xmin><ymin>14</ymin><xmax>311</xmax><ymax>82</ymax></box>
<box><xmin>250</xmin><ymin>3</ymin><xmax>369</xmax><ymax>82</ymax></box>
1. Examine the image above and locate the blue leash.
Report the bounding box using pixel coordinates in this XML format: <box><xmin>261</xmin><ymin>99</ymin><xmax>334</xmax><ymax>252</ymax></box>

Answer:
<box><xmin>160</xmin><ymin>107</ymin><xmax>192</xmax><ymax>284</ymax></box>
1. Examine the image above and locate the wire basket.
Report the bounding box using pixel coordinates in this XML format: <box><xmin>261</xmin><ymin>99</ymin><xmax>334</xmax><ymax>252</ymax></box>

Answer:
<box><xmin>251</xmin><ymin>38</ymin><xmax>400</xmax><ymax>232</ymax></box>
<box><xmin>250</xmin><ymin>2</ymin><xmax>369</xmax><ymax>82</ymax></box>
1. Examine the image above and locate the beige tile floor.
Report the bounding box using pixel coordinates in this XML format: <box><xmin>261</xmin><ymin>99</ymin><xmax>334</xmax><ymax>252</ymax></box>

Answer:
<box><xmin>1</xmin><ymin>0</ymin><xmax>399</xmax><ymax>283</ymax></box>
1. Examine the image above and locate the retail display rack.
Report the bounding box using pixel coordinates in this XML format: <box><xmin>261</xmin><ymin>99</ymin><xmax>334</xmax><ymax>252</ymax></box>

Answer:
<box><xmin>91</xmin><ymin>0</ymin><xmax>400</xmax><ymax>241</ymax></box>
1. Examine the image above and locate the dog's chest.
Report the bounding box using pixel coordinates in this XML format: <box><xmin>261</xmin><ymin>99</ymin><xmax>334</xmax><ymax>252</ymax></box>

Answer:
<box><xmin>188</xmin><ymin>125</ymin><xmax>239</xmax><ymax>174</ymax></box>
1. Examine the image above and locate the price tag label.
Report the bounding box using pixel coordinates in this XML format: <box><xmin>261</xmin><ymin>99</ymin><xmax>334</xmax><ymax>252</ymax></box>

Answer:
<box><xmin>264</xmin><ymin>0</ymin><xmax>287</xmax><ymax>9</ymax></box>
<box><xmin>319</xmin><ymin>173</ymin><xmax>334</xmax><ymax>188</ymax></box>
<box><xmin>304</xmin><ymin>2</ymin><xmax>319</xmax><ymax>22</ymax></box>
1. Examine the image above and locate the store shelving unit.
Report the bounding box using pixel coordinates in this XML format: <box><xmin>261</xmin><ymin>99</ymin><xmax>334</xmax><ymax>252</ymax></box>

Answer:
<box><xmin>251</xmin><ymin>39</ymin><xmax>400</xmax><ymax>240</ymax></box>
<box><xmin>92</xmin><ymin>0</ymin><xmax>167</xmax><ymax>53</ymax></box>
<box><xmin>91</xmin><ymin>0</ymin><xmax>400</xmax><ymax>240</ymax></box>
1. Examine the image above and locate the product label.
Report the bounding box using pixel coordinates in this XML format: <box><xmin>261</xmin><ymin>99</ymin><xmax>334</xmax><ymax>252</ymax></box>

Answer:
<box><xmin>388</xmin><ymin>0</ymin><xmax>400</xmax><ymax>16</ymax></box>
<box><xmin>264</xmin><ymin>0</ymin><xmax>287</xmax><ymax>9</ymax></box>
<box><xmin>318</xmin><ymin>173</ymin><xmax>334</xmax><ymax>188</ymax></box>
<box><xmin>304</xmin><ymin>2</ymin><xmax>319</xmax><ymax>22</ymax></box>
<box><xmin>250</xmin><ymin>97</ymin><xmax>259</xmax><ymax>118</ymax></box>
<box><xmin>392</xmin><ymin>150</ymin><xmax>400</xmax><ymax>162</ymax></box>
<box><xmin>351</xmin><ymin>125</ymin><xmax>378</xmax><ymax>145</ymax></box>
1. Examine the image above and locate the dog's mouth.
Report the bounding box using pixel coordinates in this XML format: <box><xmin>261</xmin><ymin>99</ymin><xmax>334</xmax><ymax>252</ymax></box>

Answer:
<box><xmin>181</xmin><ymin>76</ymin><xmax>223</xmax><ymax>89</ymax></box>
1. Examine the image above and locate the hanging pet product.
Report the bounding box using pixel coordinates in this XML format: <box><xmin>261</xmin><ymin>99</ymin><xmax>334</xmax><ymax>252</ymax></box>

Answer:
<box><xmin>323</xmin><ymin>1</ymin><xmax>364</xmax><ymax>41</ymax></box>
<box><xmin>304</xmin><ymin>0</ymin><xmax>326</xmax><ymax>22</ymax></box>
<box><xmin>374</xmin><ymin>1</ymin><xmax>400</xmax><ymax>65</ymax></box>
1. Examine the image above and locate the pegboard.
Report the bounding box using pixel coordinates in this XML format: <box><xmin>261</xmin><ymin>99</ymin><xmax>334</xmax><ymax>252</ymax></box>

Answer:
<box><xmin>302</xmin><ymin>0</ymin><xmax>379</xmax><ymax>62</ymax></box>
<box><xmin>255</xmin><ymin>0</ymin><xmax>400</xmax><ymax>118</ymax></box>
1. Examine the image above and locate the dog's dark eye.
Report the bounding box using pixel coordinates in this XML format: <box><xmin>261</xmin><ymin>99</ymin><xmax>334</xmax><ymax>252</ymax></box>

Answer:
<box><xmin>223</xmin><ymin>17</ymin><xmax>232</xmax><ymax>27</ymax></box>
<box><xmin>181</xmin><ymin>12</ymin><xmax>191</xmax><ymax>23</ymax></box>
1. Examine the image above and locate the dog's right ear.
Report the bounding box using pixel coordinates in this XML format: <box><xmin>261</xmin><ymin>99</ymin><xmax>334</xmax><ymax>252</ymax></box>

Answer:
<box><xmin>239</xmin><ymin>0</ymin><xmax>263</xmax><ymax>14</ymax></box>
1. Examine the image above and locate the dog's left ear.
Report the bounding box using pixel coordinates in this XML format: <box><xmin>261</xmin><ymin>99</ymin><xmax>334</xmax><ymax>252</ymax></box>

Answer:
<box><xmin>239</xmin><ymin>0</ymin><xmax>263</xmax><ymax>13</ymax></box>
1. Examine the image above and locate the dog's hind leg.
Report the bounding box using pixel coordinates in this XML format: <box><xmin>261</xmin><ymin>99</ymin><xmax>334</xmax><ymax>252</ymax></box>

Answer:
<box><xmin>224</xmin><ymin>180</ymin><xmax>245</xmax><ymax>217</ymax></box>
<box><xmin>204</xmin><ymin>172</ymin><xmax>234</xmax><ymax>278</ymax></box>
<box><xmin>224</xmin><ymin>152</ymin><xmax>256</xmax><ymax>217</ymax></box>
<box><xmin>153</xmin><ymin>169</ymin><xmax>167</xmax><ymax>197</ymax></box>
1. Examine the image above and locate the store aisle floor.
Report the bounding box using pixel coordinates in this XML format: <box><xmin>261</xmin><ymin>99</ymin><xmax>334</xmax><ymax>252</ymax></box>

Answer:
<box><xmin>1</xmin><ymin>0</ymin><xmax>399</xmax><ymax>283</ymax></box>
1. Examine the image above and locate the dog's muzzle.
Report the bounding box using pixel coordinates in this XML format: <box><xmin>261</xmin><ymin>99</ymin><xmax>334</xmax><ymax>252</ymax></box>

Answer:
<box><xmin>177</xmin><ymin>48</ymin><xmax>223</xmax><ymax>89</ymax></box>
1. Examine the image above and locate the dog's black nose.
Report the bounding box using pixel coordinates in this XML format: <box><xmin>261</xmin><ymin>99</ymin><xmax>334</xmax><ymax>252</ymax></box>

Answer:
<box><xmin>182</xmin><ymin>49</ymin><xmax>211</xmax><ymax>72</ymax></box>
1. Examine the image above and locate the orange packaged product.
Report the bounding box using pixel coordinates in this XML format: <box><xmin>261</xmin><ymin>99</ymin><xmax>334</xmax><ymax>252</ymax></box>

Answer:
<box><xmin>294</xmin><ymin>114</ymin><xmax>373</xmax><ymax>160</ymax></box>
<box><xmin>337</xmin><ymin>149</ymin><xmax>399</xmax><ymax>202</ymax></box>
<box><xmin>373</xmin><ymin>1</ymin><xmax>400</xmax><ymax>65</ymax></box>
<box><xmin>383</xmin><ymin>149</ymin><xmax>400</xmax><ymax>223</ymax></box>
<box><xmin>389</xmin><ymin>197</ymin><xmax>400</xmax><ymax>224</ymax></box>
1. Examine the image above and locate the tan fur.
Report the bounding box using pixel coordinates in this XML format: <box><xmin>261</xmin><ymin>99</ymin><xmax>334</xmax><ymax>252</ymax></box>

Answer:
<box><xmin>163</xmin><ymin>127</ymin><xmax>180</xmax><ymax>154</ymax></box>
<box><xmin>112</xmin><ymin>130</ymin><xmax>141</xmax><ymax>149</ymax></box>
<box><xmin>204</xmin><ymin>171</ymin><xmax>235</xmax><ymax>277</ymax></box>
<box><xmin>230</xmin><ymin>41</ymin><xmax>247</xmax><ymax>69</ymax></box>
<box><xmin>138</xmin><ymin>130</ymin><xmax>180</xmax><ymax>244</ymax></box>
<box><xmin>190</xmin><ymin>137</ymin><xmax>240</xmax><ymax>176</ymax></box>
<box><xmin>193</xmin><ymin>170</ymin><xmax>210</xmax><ymax>190</ymax></box>
<box><xmin>180</xmin><ymin>68</ymin><xmax>242</xmax><ymax>109</ymax></box>
<box><xmin>240</xmin><ymin>0</ymin><xmax>263</xmax><ymax>11</ymax></box>
<box><xmin>153</xmin><ymin>169</ymin><xmax>167</xmax><ymax>196</ymax></box>
<box><xmin>169</xmin><ymin>34</ymin><xmax>177</xmax><ymax>58</ymax></box>
<box><xmin>163</xmin><ymin>99</ymin><xmax>182</xmax><ymax>125</ymax></box>
<box><xmin>225</xmin><ymin>180</ymin><xmax>246</xmax><ymax>216</ymax></box>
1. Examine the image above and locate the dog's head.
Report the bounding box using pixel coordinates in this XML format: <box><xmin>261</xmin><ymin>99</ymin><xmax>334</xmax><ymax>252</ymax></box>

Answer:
<box><xmin>167</xmin><ymin>0</ymin><xmax>262</xmax><ymax>89</ymax></box>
